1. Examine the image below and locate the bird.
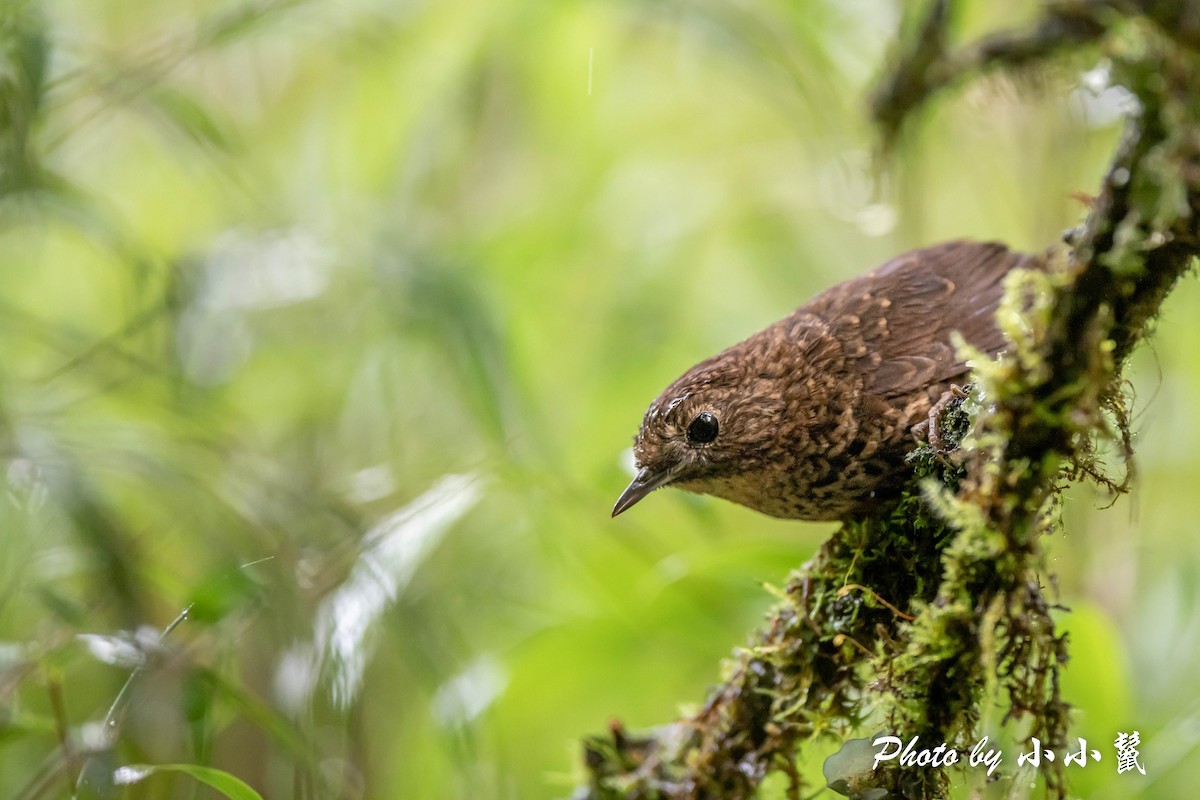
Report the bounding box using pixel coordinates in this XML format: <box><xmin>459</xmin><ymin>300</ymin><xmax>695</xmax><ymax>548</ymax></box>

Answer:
<box><xmin>612</xmin><ymin>240</ymin><xmax>1043</xmax><ymax>521</ymax></box>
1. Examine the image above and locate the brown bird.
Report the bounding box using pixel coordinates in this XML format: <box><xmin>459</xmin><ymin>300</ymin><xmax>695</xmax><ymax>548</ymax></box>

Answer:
<box><xmin>612</xmin><ymin>240</ymin><xmax>1043</xmax><ymax>521</ymax></box>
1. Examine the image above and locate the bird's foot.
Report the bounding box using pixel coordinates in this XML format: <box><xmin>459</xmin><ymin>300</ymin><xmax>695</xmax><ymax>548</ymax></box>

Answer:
<box><xmin>911</xmin><ymin>384</ymin><xmax>969</xmax><ymax>455</ymax></box>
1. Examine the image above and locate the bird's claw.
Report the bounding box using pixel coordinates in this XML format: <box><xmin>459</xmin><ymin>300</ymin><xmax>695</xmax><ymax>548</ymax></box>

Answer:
<box><xmin>912</xmin><ymin>384</ymin><xmax>968</xmax><ymax>456</ymax></box>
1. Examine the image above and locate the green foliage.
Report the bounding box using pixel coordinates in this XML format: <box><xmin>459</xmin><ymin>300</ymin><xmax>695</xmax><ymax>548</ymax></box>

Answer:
<box><xmin>91</xmin><ymin>763</ymin><xmax>265</xmax><ymax>800</ymax></box>
<box><xmin>0</xmin><ymin>2</ymin><xmax>1196</xmax><ymax>799</ymax></box>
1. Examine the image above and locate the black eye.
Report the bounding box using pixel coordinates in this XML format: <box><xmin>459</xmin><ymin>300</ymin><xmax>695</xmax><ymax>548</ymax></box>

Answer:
<box><xmin>686</xmin><ymin>412</ymin><xmax>719</xmax><ymax>445</ymax></box>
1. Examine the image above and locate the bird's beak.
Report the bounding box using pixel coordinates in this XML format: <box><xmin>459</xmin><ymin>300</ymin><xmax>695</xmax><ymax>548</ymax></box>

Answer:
<box><xmin>612</xmin><ymin>465</ymin><xmax>677</xmax><ymax>517</ymax></box>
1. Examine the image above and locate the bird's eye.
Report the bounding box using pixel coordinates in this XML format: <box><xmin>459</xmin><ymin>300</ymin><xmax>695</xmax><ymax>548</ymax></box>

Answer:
<box><xmin>686</xmin><ymin>412</ymin><xmax>719</xmax><ymax>445</ymax></box>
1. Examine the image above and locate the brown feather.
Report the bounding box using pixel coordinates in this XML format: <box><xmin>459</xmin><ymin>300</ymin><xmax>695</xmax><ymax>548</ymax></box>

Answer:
<box><xmin>807</xmin><ymin>240</ymin><xmax>1039</xmax><ymax>398</ymax></box>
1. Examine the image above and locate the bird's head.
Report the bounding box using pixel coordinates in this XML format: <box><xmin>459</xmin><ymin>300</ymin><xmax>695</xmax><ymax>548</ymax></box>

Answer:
<box><xmin>612</xmin><ymin>344</ymin><xmax>789</xmax><ymax>517</ymax></box>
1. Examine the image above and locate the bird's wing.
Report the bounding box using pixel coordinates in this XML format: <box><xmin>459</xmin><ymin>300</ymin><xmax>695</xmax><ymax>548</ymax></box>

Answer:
<box><xmin>807</xmin><ymin>240</ymin><xmax>1042</xmax><ymax>399</ymax></box>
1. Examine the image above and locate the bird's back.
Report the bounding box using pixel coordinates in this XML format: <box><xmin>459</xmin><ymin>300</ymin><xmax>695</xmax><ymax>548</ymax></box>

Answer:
<box><xmin>803</xmin><ymin>240</ymin><xmax>1040</xmax><ymax>400</ymax></box>
<box><xmin>767</xmin><ymin>240</ymin><xmax>1042</xmax><ymax>518</ymax></box>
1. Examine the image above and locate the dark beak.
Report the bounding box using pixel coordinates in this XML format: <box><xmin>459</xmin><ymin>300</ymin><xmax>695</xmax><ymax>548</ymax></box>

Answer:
<box><xmin>612</xmin><ymin>466</ymin><xmax>677</xmax><ymax>517</ymax></box>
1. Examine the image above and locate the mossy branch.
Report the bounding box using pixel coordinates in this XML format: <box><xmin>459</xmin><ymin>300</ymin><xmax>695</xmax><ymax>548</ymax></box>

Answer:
<box><xmin>577</xmin><ymin>7</ymin><xmax>1200</xmax><ymax>800</ymax></box>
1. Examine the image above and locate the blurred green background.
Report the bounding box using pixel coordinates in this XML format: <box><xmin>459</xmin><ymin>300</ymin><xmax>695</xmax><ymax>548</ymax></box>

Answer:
<box><xmin>1</xmin><ymin>0</ymin><xmax>1197</xmax><ymax>797</ymax></box>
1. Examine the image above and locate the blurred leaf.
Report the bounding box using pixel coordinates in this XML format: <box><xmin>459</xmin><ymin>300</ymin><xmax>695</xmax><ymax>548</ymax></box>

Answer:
<box><xmin>76</xmin><ymin>749</ymin><xmax>118</xmax><ymax>800</ymax></box>
<box><xmin>0</xmin><ymin>711</ymin><xmax>56</xmax><ymax>744</ymax></box>
<box><xmin>113</xmin><ymin>763</ymin><xmax>264</xmax><ymax>800</ymax></box>
<box><xmin>193</xmin><ymin>667</ymin><xmax>320</xmax><ymax>776</ymax></box>
<box><xmin>140</xmin><ymin>86</ymin><xmax>238</xmax><ymax>153</ymax></box>
<box><xmin>187</xmin><ymin>565</ymin><xmax>264</xmax><ymax>624</ymax></box>
<box><xmin>59</xmin><ymin>472</ymin><xmax>146</xmax><ymax>626</ymax></box>
<box><xmin>198</xmin><ymin>0</ymin><xmax>305</xmax><ymax>50</ymax></box>
<box><xmin>0</xmin><ymin>0</ymin><xmax>48</xmax><ymax>194</ymax></box>
<box><xmin>381</xmin><ymin>255</ymin><xmax>519</xmax><ymax>450</ymax></box>
<box><xmin>35</xmin><ymin>586</ymin><xmax>87</xmax><ymax>626</ymax></box>
<box><xmin>184</xmin><ymin>672</ymin><xmax>214</xmax><ymax>765</ymax></box>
